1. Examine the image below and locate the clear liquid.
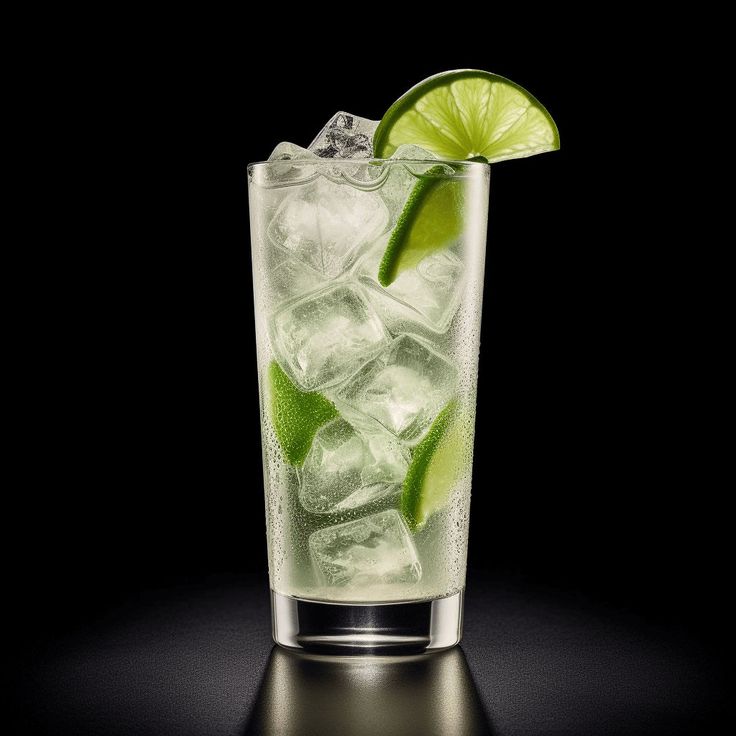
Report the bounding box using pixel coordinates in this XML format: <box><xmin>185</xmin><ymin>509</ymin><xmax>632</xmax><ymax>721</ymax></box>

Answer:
<box><xmin>249</xmin><ymin>160</ymin><xmax>489</xmax><ymax>603</ymax></box>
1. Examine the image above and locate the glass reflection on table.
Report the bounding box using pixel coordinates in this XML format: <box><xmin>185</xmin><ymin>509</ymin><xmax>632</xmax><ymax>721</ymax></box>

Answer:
<box><xmin>244</xmin><ymin>645</ymin><xmax>491</xmax><ymax>735</ymax></box>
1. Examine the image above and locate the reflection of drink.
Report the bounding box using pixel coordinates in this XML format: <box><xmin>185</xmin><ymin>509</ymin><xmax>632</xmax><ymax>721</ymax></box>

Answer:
<box><xmin>245</xmin><ymin>647</ymin><xmax>489</xmax><ymax>735</ymax></box>
<box><xmin>248</xmin><ymin>70</ymin><xmax>557</xmax><ymax>652</ymax></box>
<box><xmin>249</xmin><ymin>157</ymin><xmax>488</xmax><ymax>650</ymax></box>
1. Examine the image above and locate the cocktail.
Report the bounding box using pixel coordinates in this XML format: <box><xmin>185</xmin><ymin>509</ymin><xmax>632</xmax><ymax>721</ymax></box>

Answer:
<box><xmin>247</xmin><ymin>70</ymin><xmax>558</xmax><ymax>652</ymax></box>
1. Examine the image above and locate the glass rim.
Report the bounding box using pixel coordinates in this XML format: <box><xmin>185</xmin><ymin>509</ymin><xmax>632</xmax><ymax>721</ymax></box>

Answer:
<box><xmin>247</xmin><ymin>158</ymin><xmax>489</xmax><ymax>171</ymax></box>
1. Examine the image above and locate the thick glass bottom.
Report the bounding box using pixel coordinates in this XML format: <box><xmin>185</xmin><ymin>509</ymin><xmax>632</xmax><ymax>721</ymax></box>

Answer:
<box><xmin>271</xmin><ymin>589</ymin><xmax>464</xmax><ymax>654</ymax></box>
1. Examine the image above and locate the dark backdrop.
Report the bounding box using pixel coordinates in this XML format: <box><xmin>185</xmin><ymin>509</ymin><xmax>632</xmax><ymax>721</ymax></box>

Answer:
<box><xmin>16</xmin><ymin>33</ymin><xmax>725</xmax><ymax>651</ymax></box>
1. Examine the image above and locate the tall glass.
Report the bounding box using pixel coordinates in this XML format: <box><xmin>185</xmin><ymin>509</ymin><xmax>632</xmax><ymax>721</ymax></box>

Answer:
<box><xmin>248</xmin><ymin>158</ymin><xmax>489</xmax><ymax>653</ymax></box>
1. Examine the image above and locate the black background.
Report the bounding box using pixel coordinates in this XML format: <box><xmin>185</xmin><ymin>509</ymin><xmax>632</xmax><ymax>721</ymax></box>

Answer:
<box><xmin>12</xmin><ymin>25</ymin><xmax>727</xmax><ymax>731</ymax></box>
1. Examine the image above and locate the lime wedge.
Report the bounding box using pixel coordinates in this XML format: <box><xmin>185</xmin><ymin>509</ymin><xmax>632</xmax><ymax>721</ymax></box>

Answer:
<box><xmin>374</xmin><ymin>69</ymin><xmax>559</xmax><ymax>162</ymax></box>
<box><xmin>378</xmin><ymin>165</ymin><xmax>463</xmax><ymax>287</ymax></box>
<box><xmin>268</xmin><ymin>360</ymin><xmax>339</xmax><ymax>466</ymax></box>
<box><xmin>401</xmin><ymin>400</ymin><xmax>469</xmax><ymax>530</ymax></box>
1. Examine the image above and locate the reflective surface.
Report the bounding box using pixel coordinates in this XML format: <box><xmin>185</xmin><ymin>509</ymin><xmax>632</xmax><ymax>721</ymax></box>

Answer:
<box><xmin>14</xmin><ymin>574</ymin><xmax>723</xmax><ymax>735</ymax></box>
<box><xmin>245</xmin><ymin>646</ymin><xmax>491</xmax><ymax>735</ymax></box>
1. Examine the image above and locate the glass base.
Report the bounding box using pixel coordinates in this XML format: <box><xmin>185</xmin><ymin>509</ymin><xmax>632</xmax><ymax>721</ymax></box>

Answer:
<box><xmin>270</xmin><ymin>590</ymin><xmax>464</xmax><ymax>655</ymax></box>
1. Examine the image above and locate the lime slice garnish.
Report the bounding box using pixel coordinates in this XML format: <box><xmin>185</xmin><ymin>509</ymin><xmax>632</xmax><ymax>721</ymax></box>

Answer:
<box><xmin>268</xmin><ymin>360</ymin><xmax>339</xmax><ymax>466</ymax></box>
<box><xmin>401</xmin><ymin>400</ymin><xmax>469</xmax><ymax>530</ymax></box>
<box><xmin>373</xmin><ymin>69</ymin><xmax>559</xmax><ymax>162</ymax></box>
<box><xmin>378</xmin><ymin>165</ymin><xmax>463</xmax><ymax>287</ymax></box>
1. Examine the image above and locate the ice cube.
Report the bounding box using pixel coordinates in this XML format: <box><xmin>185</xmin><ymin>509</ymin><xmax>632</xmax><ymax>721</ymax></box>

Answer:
<box><xmin>390</xmin><ymin>144</ymin><xmax>438</xmax><ymax>160</ymax></box>
<box><xmin>309</xmin><ymin>509</ymin><xmax>421</xmax><ymax>586</ymax></box>
<box><xmin>268</xmin><ymin>141</ymin><xmax>318</xmax><ymax>161</ymax></box>
<box><xmin>266</xmin><ymin>248</ymin><xmax>325</xmax><ymax>308</ymax></box>
<box><xmin>308</xmin><ymin>111</ymin><xmax>378</xmax><ymax>159</ymax></box>
<box><xmin>338</xmin><ymin>334</ymin><xmax>457</xmax><ymax>443</ymax></box>
<box><xmin>267</xmin><ymin>176</ymin><xmax>389</xmax><ymax>278</ymax></box>
<box><xmin>357</xmin><ymin>237</ymin><xmax>465</xmax><ymax>333</ymax></box>
<box><xmin>259</xmin><ymin>142</ymin><xmax>321</xmax><ymax>186</ymax></box>
<box><xmin>299</xmin><ymin>416</ymin><xmax>408</xmax><ymax>514</ymax></box>
<box><xmin>270</xmin><ymin>283</ymin><xmax>389</xmax><ymax>391</ymax></box>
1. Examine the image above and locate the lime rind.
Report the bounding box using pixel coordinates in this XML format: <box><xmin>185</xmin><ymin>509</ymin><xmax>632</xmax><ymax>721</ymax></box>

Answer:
<box><xmin>374</xmin><ymin>69</ymin><xmax>559</xmax><ymax>163</ymax></box>
<box><xmin>401</xmin><ymin>399</ymin><xmax>467</xmax><ymax>530</ymax></box>
<box><xmin>268</xmin><ymin>360</ymin><xmax>339</xmax><ymax>466</ymax></box>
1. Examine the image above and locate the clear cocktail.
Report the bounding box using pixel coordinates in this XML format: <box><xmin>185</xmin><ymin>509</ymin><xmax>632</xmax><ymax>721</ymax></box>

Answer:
<box><xmin>247</xmin><ymin>71</ymin><xmax>558</xmax><ymax>652</ymax></box>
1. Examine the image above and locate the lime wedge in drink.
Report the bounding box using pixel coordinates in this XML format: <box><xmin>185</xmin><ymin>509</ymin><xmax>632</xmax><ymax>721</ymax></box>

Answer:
<box><xmin>401</xmin><ymin>400</ymin><xmax>469</xmax><ymax>530</ymax></box>
<box><xmin>378</xmin><ymin>165</ymin><xmax>463</xmax><ymax>287</ymax></box>
<box><xmin>375</xmin><ymin>70</ymin><xmax>558</xmax><ymax>286</ymax></box>
<box><xmin>374</xmin><ymin>69</ymin><xmax>559</xmax><ymax>161</ymax></box>
<box><xmin>268</xmin><ymin>361</ymin><xmax>339</xmax><ymax>466</ymax></box>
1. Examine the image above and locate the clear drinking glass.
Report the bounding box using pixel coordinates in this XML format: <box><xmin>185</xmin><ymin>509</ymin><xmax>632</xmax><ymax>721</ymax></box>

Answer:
<box><xmin>247</xmin><ymin>158</ymin><xmax>489</xmax><ymax>653</ymax></box>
